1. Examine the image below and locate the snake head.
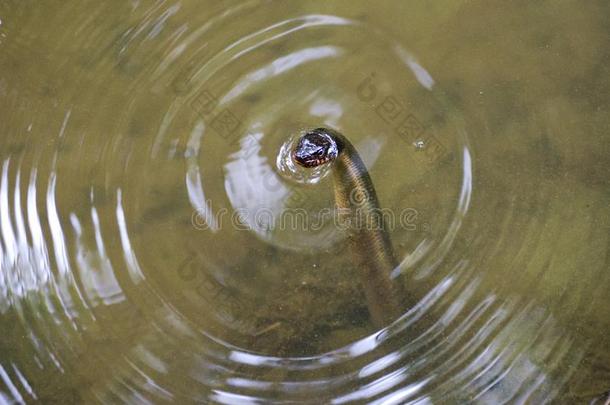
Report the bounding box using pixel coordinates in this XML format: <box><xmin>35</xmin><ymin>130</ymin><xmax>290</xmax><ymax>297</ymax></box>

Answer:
<box><xmin>293</xmin><ymin>128</ymin><xmax>340</xmax><ymax>168</ymax></box>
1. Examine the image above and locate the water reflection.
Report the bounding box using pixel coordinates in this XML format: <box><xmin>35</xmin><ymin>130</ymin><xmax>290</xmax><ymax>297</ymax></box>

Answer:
<box><xmin>0</xmin><ymin>0</ymin><xmax>608</xmax><ymax>403</ymax></box>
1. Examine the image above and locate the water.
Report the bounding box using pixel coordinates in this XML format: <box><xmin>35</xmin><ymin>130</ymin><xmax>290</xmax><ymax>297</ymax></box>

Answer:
<box><xmin>0</xmin><ymin>1</ymin><xmax>609</xmax><ymax>403</ymax></box>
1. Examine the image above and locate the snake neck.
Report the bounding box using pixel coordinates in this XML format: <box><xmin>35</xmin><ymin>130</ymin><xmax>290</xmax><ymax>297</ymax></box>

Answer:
<box><xmin>292</xmin><ymin>127</ymin><xmax>405</xmax><ymax>327</ymax></box>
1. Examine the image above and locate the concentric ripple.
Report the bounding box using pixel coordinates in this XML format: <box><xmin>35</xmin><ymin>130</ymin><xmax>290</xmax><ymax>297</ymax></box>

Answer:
<box><xmin>0</xmin><ymin>1</ymin><xmax>609</xmax><ymax>403</ymax></box>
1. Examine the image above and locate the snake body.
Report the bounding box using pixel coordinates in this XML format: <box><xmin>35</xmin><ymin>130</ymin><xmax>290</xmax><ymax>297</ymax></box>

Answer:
<box><xmin>293</xmin><ymin>127</ymin><xmax>404</xmax><ymax>327</ymax></box>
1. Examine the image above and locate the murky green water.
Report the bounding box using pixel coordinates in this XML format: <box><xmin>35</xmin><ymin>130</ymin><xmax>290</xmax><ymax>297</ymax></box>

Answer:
<box><xmin>0</xmin><ymin>1</ymin><xmax>609</xmax><ymax>403</ymax></box>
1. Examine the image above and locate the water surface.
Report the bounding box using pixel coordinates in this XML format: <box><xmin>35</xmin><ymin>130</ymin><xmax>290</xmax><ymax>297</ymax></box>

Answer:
<box><xmin>0</xmin><ymin>1</ymin><xmax>609</xmax><ymax>403</ymax></box>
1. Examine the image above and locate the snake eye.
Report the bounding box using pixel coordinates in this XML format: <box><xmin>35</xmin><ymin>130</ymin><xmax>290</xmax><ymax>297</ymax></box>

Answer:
<box><xmin>293</xmin><ymin>128</ymin><xmax>339</xmax><ymax>168</ymax></box>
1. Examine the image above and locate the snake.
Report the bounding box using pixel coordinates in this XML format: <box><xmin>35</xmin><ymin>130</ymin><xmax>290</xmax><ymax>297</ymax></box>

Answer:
<box><xmin>292</xmin><ymin>127</ymin><xmax>405</xmax><ymax>327</ymax></box>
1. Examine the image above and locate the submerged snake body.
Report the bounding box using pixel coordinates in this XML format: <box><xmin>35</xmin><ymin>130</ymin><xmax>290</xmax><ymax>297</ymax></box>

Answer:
<box><xmin>293</xmin><ymin>127</ymin><xmax>404</xmax><ymax>327</ymax></box>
